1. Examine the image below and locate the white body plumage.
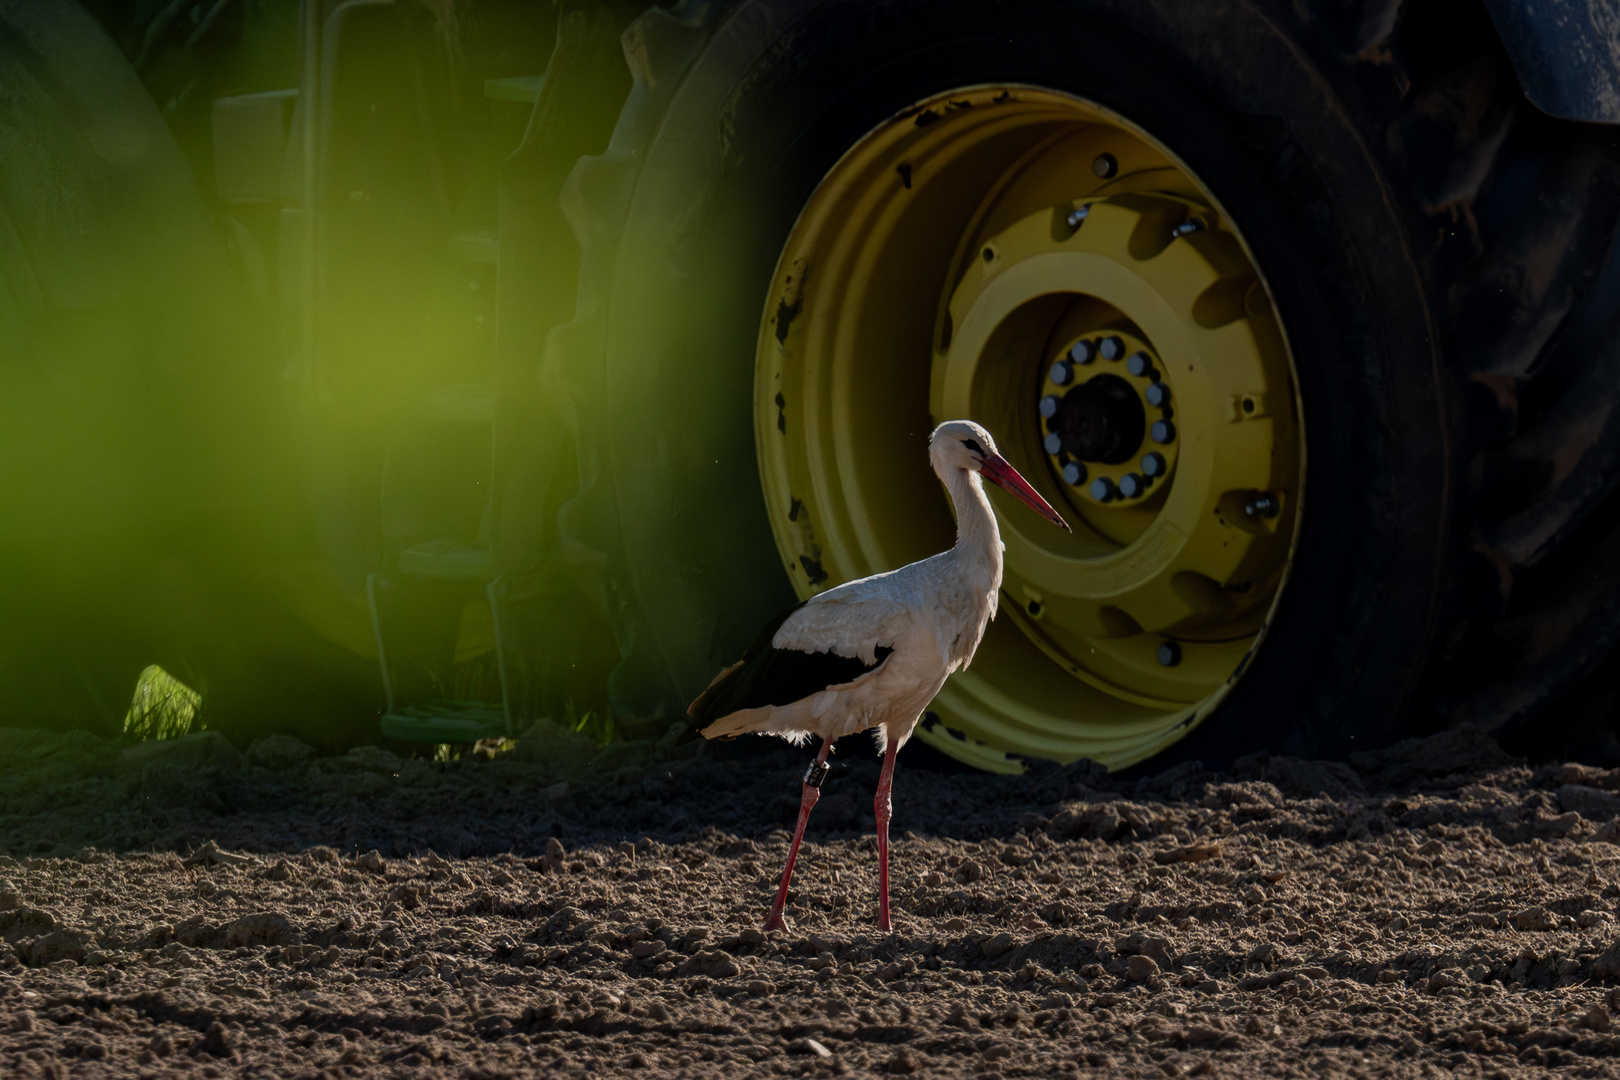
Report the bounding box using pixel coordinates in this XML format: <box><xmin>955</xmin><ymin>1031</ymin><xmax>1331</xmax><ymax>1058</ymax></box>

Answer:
<box><xmin>701</xmin><ymin>422</ymin><xmax>1025</xmax><ymax>752</ymax></box>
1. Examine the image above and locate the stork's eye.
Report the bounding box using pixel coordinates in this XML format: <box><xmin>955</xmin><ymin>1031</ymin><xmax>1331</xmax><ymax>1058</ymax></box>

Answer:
<box><xmin>961</xmin><ymin>438</ymin><xmax>986</xmax><ymax>457</ymax></box>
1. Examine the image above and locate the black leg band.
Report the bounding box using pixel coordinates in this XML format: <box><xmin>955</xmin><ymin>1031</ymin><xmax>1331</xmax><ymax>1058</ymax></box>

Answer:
<box><xmin>805</xmin><ymin>761</ymin><xmax>829</xmax><ymax>789</ymax></box>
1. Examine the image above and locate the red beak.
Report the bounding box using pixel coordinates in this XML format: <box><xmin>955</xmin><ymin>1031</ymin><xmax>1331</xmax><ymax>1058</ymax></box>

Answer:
<box><xmin>980</xmin><ymin>454</ymin><xmax>1072</xmax><ymax>532</ymax></box>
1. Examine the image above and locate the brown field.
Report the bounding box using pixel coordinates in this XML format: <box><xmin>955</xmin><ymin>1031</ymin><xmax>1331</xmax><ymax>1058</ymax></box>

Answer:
<box><xmin>2</xmin><ymin>721</ymin><xmax>1620</xmax><ymax>1078</ymax></box>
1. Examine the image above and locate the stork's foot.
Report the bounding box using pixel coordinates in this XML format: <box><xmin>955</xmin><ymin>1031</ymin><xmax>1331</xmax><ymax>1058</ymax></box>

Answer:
<box><xmin>763</xmin><ymin>912</ymin><xmax>791</xmax><ymax>934</ymax></box>
<box><xmin>876</xmin><ymin>913</ymin><xmax>892</xmax><ymax>933</ymax></box>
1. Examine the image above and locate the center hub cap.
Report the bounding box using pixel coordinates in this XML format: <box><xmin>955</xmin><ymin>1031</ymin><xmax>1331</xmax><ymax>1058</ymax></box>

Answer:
<box><xmin>1057</xmin><ymin>374</ymin><xmax>1143</xmax><ymax>463</ymax></box>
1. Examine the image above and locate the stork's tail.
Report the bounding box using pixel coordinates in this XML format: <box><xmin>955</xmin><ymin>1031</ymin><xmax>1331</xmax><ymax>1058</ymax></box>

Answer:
<box><xmin>700</xmin><ymin>706</ymin><xmax>771</xmax><ymax>741</ymax></box>
<box><xmin>700</xmin><ymin>704</ymin><xmax>816</xmax><ymax>744</ymax></box>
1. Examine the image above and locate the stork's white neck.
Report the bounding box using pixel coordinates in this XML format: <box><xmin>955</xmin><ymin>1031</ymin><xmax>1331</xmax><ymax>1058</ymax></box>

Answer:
<box><xmin>942</xmin><ymin>465</ymin><xmax>1004</xmax><ymax>590</ymax></box>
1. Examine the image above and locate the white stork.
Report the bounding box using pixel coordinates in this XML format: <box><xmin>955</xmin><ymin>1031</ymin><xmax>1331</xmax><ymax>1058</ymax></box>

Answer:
<box><xmin>689</xmin><ymin>420</ymin><xmax>1070</xmax><ymax>932</ymax></box>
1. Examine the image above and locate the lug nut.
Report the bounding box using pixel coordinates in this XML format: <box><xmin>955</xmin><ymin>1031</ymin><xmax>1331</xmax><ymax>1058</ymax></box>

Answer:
<box><xmin>1126</xmin><ymin>351</ymin><xmax>1154</xmax><ymax>378</ymax></box>
<box><xmin>1140</xmin><ymin>452</ymin><xmax>1167</xmax><ymax>478</ymax></box>
<box><xmin>1070</xmin><ymin>340</ymin><xmax>1095</xmax><ymax>365</ymax></box>
<box><xmin>1150</xmin><ymin>419</ymin><xmax>1176</xmax><ymax>444</ymax></box>
<box><xmin>1039</xmin><ymin>395</ymin><xmax>1060</xmax><ymax>419</ymax></box>
<box><xmin>1043</xmin><ymin>432</ymin><xmax>1064</xmax><ymax>455</ymax></box>
<box><xmin>1049</xmin><ymin>360</ymin><xmax>1074</xmax><ymax>385</ymax></box>
<box><xmin>1089</xmin><ymin>476</ymin><xmax>1117</xmax><ymax>501</ymax></box>
<box><xmin>1118</xmin><ymin>473</ymin><xmax>1147</xmax><ymax>498</ymax></box>
<box><xmin>1171</xmin><ymin>217</ymin><xmax>1204</xmax><ymax>239</ymax></box>
<box><xmin>1144</xmin><ymin>381</ymin><xmax>1170</xmax><ymax>407</ymax></box>
<box><xmin>1062</xmin><ymin>462</ymin><xmax>1086</xmax><ymax>486</ymax></box>
<box><xmin>1066</xmin><ymin>204</ymin><xmax>1090</xmax><ymax>228</ymax></box>
<box><xmin>1099</xmin><ymin>336</ymin><xmax>1124</xmax><ymax>361</ymax></box>
<box><xmin>1244</xmin><ymin>494</ymin><xmax>1280</xmax><ymax>518</ymax></box>
<box><xmin>1093</xmin><ymin>152</ymin><xmax>1118</xmax><ymax>179</ymax></box>
<box><xmin>1156</xmin><ymin>641</ymin><xmax>1182</xmax><ymax>667</ymax></box>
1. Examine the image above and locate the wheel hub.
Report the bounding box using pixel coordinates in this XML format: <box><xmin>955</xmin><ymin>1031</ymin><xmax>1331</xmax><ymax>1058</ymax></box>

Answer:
<box><xmin>1053</xmin><ymin>373</ymin><xmax>1143</xmax><ymax>464</ymax></box>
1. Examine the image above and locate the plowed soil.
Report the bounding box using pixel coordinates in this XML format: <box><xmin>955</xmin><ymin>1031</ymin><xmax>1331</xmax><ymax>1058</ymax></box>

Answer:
<box><xmin>5</xmin><ymin>720</ymin><xmax>1620</xmax><ymax>1078</ymax></box>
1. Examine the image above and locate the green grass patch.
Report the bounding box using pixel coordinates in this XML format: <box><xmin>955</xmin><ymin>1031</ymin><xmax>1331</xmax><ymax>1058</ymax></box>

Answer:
<box><xmin>123</xmin><ymin>665</ymin><xmax>201</xmax><ymax>742</ymax></box>
<box><xmin>564</xmin><ymin>701</ymin><xmax>616</xmax><ymax>747</ymax></box>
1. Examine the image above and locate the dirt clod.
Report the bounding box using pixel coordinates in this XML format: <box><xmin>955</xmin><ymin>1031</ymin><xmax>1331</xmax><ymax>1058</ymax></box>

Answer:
<box><xmin>245</xmin><ymin>734</ymin><xmax>316</xmax><ymax>771</ymax></box>
<box><xmin>981</xmin><ymin>932</ymin><xmax>1015</xmax><ymax>959</ymax></box>
<box><xmin>197</xmin><ymin>1020</ymin><xmax>234</xmax><ymax>1058</ymax></box>
<box><xmin>1127</xmin><ymin>954</ymin><xmax>1161</xmax><ymax>981</ymax></box>
<box><xmin>1510</xmin><ymin>905</ymin><xmax>1557</xmax><ymax>931</ymax></box>
<box><xmin>224</xmin><ymin>911</ymin><xmax>295</xmax><ymax>947</ymax></box>
<box><xmin>1155</xmin><ymin>841</ymin><xmax>1222</xmax><ymax>864</ymax></box>
<box><xmin>183</xmin><ymin>838</ymin><xmax>251</xmax><ymax>868</ymax></box>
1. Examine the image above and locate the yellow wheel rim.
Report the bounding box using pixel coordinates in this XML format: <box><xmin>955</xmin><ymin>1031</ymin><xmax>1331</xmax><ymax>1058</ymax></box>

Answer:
<box><xmin>755</xmin><ymin>87</ymin><xmax>1303</xmax><ymax>772</ymax></box>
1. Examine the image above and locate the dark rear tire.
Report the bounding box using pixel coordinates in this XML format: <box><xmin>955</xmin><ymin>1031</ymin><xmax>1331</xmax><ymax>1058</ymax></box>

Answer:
<box><xmin>549</xmin><ymin>0</ymin><xmax>1620</xmax><ymax>765</ymax></box>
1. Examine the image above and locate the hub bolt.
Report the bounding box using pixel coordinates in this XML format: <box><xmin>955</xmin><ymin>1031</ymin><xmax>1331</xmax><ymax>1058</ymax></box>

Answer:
<box><xmin>1126</xmin><ymin>351</ymin><xmax>1154</xmax><ymax>378</ymax></box>
<box><xmin>1066</xmin><ymin>205</ymin><xmax>1091</xmax><ymax>228</ymax></box>
<box><xmin>1093</xmin><ymin>152</ymin><xmax>1118</xmax><ymax>179</ymax></box>
<box><xmin>1050</xmin><ymin>360</ymin><xmax>1074</xmax><ymax>385</ymax></box>
<box><xmin>1140</xmin><ymin>452</ymin><xmax>1167</xmax><ymax>478</ymax></box>
<box><xmin>1145</xmin><ymin>382</ymin><xmax>1170</xmax><ymax>407</ymax></box>
<box><xmin>1062</xmin><ymin>462</ymin><xmax>1086</xmax><ymax>486</ymax></box>
<box><xmin>1150</xmin><ymin>419</ymin><xmax>1176</xmax><ymax>444</ymax></box>
<box><xmin>1044</xmin><ymin>432</ymin><xmax>1064</xmax><ymax>455</ymax></box>
<box><xmin>1171</xmin><ymin>218</ymin><xmax>1204</xmax><ymax>239</ymax></box>
<box><xmin>1244</xmin><ymin>494</ymin><xmax>1280</xmax><ymax>518</ymax></box>
<box><xmin>1117</xmin><ymin>473</ymin><xmax>1147</xmax><ymax>499</ymax></box>
<box><xmin>1070</xmin><ymin>340</ymin><xmax>1095</xmax><ymax>365</ymax></box>
<box><xmin>1039</xmin><ymin>395</ymin><xmax>1060</xmax><ymax>419</ymax></box>
<box><xmin>1089</xmin><ymin>476</ymin><xmax>1117</xmax><ymax>502</ymax></box>
<box><xmin>1156</xmin><ymin>641</ymin><xmax>1182</xmax><ymax>667</ymax></box>
<box><xmin>1099</xmin><ymin>336</ymin><xmax>1124</xmax><ymax>361</ymax></box>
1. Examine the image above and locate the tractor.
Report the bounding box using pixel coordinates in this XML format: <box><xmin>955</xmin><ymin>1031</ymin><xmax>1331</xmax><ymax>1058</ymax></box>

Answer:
<box><xmin>6</xmin><ymin>0</ymin><xmax>1620</xmax><ymax>772</ymax></box>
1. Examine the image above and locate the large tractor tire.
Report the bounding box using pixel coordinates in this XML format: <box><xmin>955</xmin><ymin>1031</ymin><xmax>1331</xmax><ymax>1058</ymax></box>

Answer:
<box><xmin>544</xmin><ymin>0</ymin><xmax>1620</xmax><ymax>769</ymax></box>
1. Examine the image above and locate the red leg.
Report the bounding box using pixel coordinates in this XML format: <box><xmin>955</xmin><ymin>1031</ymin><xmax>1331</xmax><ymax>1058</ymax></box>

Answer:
<box><xmin>874</xmin><ymin>736</ymin><xmax>899</xmax><ymax>932</ymax></box>
<box><xmin>764</xmin><ymin>738</ymin><xmax>835</xmax><ymax>933</ymax></box>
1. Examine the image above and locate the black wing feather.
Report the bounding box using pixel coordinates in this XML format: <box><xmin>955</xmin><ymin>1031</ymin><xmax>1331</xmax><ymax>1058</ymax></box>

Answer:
<box><xmin>689</xmin><ymin>601</ymin><xmax>893</xmax><ymax>725</ymax></box>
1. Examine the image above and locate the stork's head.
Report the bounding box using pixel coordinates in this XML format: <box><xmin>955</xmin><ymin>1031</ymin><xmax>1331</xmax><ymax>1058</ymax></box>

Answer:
<box><xmin>930</xmin><ymin>420</ymin><xmax>1071</xmax><ymax>531</ymax></box>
